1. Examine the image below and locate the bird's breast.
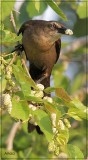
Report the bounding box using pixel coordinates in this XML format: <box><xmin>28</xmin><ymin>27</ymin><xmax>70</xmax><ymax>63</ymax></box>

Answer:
<box><xmin>22</xmin><ymin>30</ymin><xmax>57</xmax><ymax>71</ymax></box>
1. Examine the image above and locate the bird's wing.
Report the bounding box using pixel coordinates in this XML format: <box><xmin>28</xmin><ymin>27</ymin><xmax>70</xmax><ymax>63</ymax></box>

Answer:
<box><xmin>17</xmin><ymin>20</ymin><xmax>33</xmax><ymax>35</ymax></box>
<box><xmin>55</xmin><ymin>38</ymin><xmax>61</xmax><ymax>63</ymax></box>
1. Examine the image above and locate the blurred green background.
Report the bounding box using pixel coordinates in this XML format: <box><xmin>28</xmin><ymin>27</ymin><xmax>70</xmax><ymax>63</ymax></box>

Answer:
<box><xmin>1</xmin><ymin>0</ymin><xmax>88</xmax><ymax>159</ymax></box>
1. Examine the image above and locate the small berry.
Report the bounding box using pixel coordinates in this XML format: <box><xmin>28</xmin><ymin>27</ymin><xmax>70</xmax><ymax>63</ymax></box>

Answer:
<box><xmin>43</xmin><ymin>96</ymin><xmax>53</xmax><ymax>103</ymax></box>
<box><xmin>52</xmin><ymin>127</ymin><xmax>57</xmax><ymax>133</ymax></box>
<box><xmin>35</xmin><ymin>90</ymin><xmax>44</xmax><ymax>98</ymax></box>
<box><xmin>31</xmin><ymin>90</ymin><xmax>36</xmax><ymax>96</ymax></box>
<box><xmin>4</xmin><ymin>94</ymin><xmax>11</xmax><ymax>106</ymax></box>
<box><xmin>36</xmin><ymin>83</ymin><xmax>44</xmax><ymax>91</ymax></box>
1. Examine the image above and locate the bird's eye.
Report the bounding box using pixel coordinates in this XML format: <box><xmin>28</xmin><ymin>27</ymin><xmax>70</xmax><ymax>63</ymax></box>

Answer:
<box><xmin>48</xmin><ymin>23</ymin><xmax>56</xmax><ymax>30</ymax></box>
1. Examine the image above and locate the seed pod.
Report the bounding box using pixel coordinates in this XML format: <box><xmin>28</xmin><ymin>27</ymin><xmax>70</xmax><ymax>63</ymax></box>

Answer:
<box><xmin>58</xmin><ymin>120</ymin><xmax>65</xmax><ymax>130</ymax></box>
<box><xmin>64</xmin><ymin>118</ymin><xmax>71</xmax><ymax>128</ymax></box>
<box><xmin>7</xmin><ymin>66</ymin><xmax>12</xmax><ymax>73</ymax></box>
<box><xmin>5</xmin><ymin>74</ymin><xmax>11</xmax><ymax>80</ymax></box>
<box><xmin>7</xmin><ymin>102</ymin><xmax>12</xmax><ymax>114</ymax></box>
<box><xmin>51</xmin><ymin>113</ymin><xmax>56</xmax><ymax>127</ymax></box>
<box><xmin>54</xmin><ymin>147</ymin><xmax>59</xmax><ymax>156</ymax></box>
<box><xmin>10</xmin><ymin>81</ymin><xmax>15</xmax><ymax>87</ymax></box>
<box><xmin>48</xmin><ymin>141</ymin><xmax>55</xmax><ymax>152</ymax></box>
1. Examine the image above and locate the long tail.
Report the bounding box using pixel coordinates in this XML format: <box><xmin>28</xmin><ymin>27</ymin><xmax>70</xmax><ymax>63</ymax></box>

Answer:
<box><xmin>28</xmin><ymin>64</ymin><xmax>50</xmax><ymax>134</ymax></box>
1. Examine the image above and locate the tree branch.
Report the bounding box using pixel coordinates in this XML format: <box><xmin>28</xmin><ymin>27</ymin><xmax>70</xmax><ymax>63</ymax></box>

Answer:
<box><xmin>6</xmin><ymin>122</ymin><xmax>21</xmax><ymax>151</ymax></box>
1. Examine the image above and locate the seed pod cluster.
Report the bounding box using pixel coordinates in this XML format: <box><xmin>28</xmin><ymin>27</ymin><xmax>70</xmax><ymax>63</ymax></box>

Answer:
<box><xmin>49</xmin><ymin>112</ymin><xmax>71</xmax><ymax>156</ymax></box>
<box><xmin>0</xmin><ymin>94</ymin><xmax>12</xmax><ymax>114</ymax></box>
<box><xmin>5</xmin><ymin>66</ymin><xmax>15</xmax><ymax>91</ymax></box>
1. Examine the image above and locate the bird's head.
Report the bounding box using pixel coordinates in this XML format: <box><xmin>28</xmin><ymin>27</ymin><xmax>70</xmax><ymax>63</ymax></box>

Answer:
<box><xmin>27</xmin><ymin>20</ymin><xmax>73</xmax><ymax>45</ymax></box>
<box><xmin>18</xmin><ymin>20</ymin><xmax>73</xmax><ymax>50</ymax></box>
<box><xmin>39</xmin><ymin>21</ymin><xmax>73</xmax><ymax>42</ymax></box>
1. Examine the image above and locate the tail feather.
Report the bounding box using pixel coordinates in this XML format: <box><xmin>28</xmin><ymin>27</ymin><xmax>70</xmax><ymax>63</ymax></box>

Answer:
<box><xmin>28</xmin><ymin>64</ymin><xmax>50</xmax><ymax>134</ymax></box>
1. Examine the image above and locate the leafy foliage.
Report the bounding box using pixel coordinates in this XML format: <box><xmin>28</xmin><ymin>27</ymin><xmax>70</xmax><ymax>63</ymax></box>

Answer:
<box><xmin>1</xmin><ymin>0</ymin><xmax>87</xmax><ymax>159</ymax></box>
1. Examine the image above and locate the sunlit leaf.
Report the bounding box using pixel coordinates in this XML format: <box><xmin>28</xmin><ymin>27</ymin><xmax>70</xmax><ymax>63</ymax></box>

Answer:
<box><xmin>16</xmin><ymin>58</ymin><xmax>37</xmax><ymax>89</ymax></box>
<box><xmin>26</xmin><ymin>1</ymin><xmax>47</xmax><ymax>17</ymax></box>
<box><xmin>34</xmin><ymin>1</ymin><xmax>40</xmax><ymax>12</ymax></box>
<box><xmin>0</xmin><ymin>29</ymin><xmax>21</xmax><ymax>44</ymax></box>
<box><xmin>77</xmin><ymin>2</ymin><xmax>87</xmax><ymax>19</ymax></box>
<box><xmin>13</xmin><ymin>64</ymin><xmax>31</xmax><ymax>97</ymax></box>
<box><xmin>44</xmin><ymin>101</ymin><xmax>61</xmax><ymax>118</ymax></box>
<box><xmin>68</xmin><ymin>111</ymin><xmax>82</xmax><ymax>121</ymax></box>
<box><xmin>55</xmin><ymin>88</ymin><xmax>72</xmax><ymax>103</ymax></box>
<box><xmin>66</xmin><ymin>144</ymin><xmax>84</xmax><ymax>159</ymax></box>
<box><xmin>11</xmin><ymin>96</ymin><xmax>30</xmax><ymax>121</ymax></box>
<box><xmin>33</xmin><ymin>109</ymin><xmax>53</xmax><ymax>142</ymax></box>
<box><xmin>1</xmin><ymin>1</ymin><xmax>15</xmax><ymax>21</ymax></box>
<box><xmin>46</xmin><ymin>0</ymin><xmax>67</xmax><ymax>21</ymax></box>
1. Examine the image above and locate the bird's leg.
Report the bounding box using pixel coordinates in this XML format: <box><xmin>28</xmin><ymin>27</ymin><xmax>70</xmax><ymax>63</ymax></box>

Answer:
<box><xmin>11</xmin><ymin>44</ymin><xmax>24</xmax><ymax>53</ymax></box>
<box><xmin>36</xmin><ymin>72</ymin><xmax>49</xmax><ymax>84</ymax></box>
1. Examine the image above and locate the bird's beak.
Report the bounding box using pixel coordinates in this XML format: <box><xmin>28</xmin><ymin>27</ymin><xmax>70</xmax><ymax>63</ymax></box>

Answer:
<box><xmin>58</xmin><ymin>27</ymin><xmax>73</xmax><ymax>35</ymax></box>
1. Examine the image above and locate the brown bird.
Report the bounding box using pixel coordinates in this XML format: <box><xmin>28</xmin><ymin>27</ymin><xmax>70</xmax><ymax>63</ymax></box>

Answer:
<box><xmin>17</xmin><ymin>20</ymin><xmax>73</xmax><ymax>134</ymax></box>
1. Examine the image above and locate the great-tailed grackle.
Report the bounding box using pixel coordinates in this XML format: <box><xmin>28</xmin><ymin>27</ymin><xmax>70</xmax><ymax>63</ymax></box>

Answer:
<box><xmin>18</xmin><ymin>20</ymin><xmax>73</xmax><ymax>134</ymax></box>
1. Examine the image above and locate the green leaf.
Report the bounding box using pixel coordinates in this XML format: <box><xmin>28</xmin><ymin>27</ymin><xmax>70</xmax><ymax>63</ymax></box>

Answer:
<box><xmin>77</xmin><ymin>2</ymin><xmax>87</xmax><ymax>19</ymax></box>
<box><xmin>13</xmin><ymin>64</ymin><xmax>31</xmax><ymax>97</ymax></box>
<box><xmin>69</xmin><ymin>98</ymin><xmax>86</xmax><ymax>110</ymax></box>
<box><xmin>46</xmin><ymin>0</ymin><xmax>67</xmax><ymax>21</ymax></box>
<box><xmin>33</xmin><ymin>109</ymin><xmax>53</xmax><ymax>142</ymax></box>
<box><xmin>58</xmin><ymin>128</ymin><xmax>69</xmax><ymax>145</ymax></box>
<box><xmin>67</xmin><ymin>98</ymin><xmax>87</xmax><ymax>120</ymax></box>
<box><xmin>34</xmin><ymin>1</ymin><xmax>40</xmax><ymax>12</ymax></box>
<box><xmin>0</xmin><ymin>29</ymin><xmax>21</xmax><ymax>45</ymax></box>
<box><xmin>68</xmin><ymin>110</ymin><xmax>82</xmax><ymax>121</ymax></box>
<box><xmin>1</xmin><ymin>1</ymin><xmax>15</xmax><ymax>21</ymax></box>
<box><xmin>44</xmin><ymin>87</ymin><xmax>55</xmax><ymax>94</ymax></box>
<box><xmin>55</xmin><ymin>87</ymin><xmax>72</xmax><ymax>103</ymax></box>
<box><xmin>66</xmin><ymin>144</ymin><xmax>84</xmax><ymax>159</ymax></box>
<box><xmin>27</xmin><ymin>1</ymin><xmax>47</xmax><ymax>18</ymax></box>
<box><xmin>26</xmin><ymin>95</ymin><xmax>43</xmax><ymax>103</ymax></box>
<box><xmin>44</xmin><ymin>101</ymin><xmax>61</xmax><ymax>119</ymax></box>
<box><xmin>68</xmin><ymin>106</ymin><xmax>87</xmax><ymax>120</ymax></box>
<box><xmin>11</xmin><ymin>96</ymin><xmax>30</xmax><ymax>121</ymax></box>
<box><xmin>16</xmin><ymin>58</ymin><xmax>37</xmax><ymax>89</ymax></box>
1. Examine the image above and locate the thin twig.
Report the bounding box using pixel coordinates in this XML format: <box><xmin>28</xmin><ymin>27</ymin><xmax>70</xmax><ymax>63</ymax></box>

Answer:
<box><xmin>6</xmin><ymin>122</ymin><xmax>21</xmax><ymax>151</ymax></box>
<box><xmin>21</xmin><ymin>59</ymin><xmax>31</xmax><ymax>77</ymax></box>
<box><xmin>6</xmin><ymin>53</ymin><xmax>17</xmax><ymax>72</ymax></box>
<box><xmin>10</xmin><ymin>11</ymin><xmax>17</xmax><ymax>35</ymax></box>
